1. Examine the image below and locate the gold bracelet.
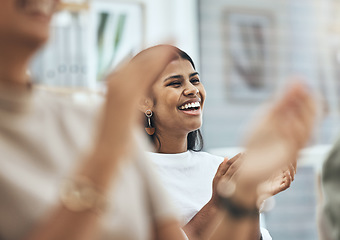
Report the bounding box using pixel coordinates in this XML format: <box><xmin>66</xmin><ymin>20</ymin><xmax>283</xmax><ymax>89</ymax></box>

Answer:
<box><xmin>59</xmin><ymin>176</ymin><xmax>106</xmax><ymax>213</ymax></box>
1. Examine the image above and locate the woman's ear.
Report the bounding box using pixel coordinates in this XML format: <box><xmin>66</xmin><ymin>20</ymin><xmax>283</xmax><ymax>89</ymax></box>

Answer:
<box><xmin>138</xmin><ymin>97</ymin><xmax>154</xmax><ymax>113</ymax></box>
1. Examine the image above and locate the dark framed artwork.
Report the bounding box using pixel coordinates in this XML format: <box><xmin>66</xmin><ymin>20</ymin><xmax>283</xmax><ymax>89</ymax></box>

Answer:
<box><xmin>222</xmin><ymin>9</ymin><xmax>276</xmax><ymax>102</ymax></box>
<box><xmin>89</xmin><ymin>0</ymin><xmax>145</xmax><ymax>83</ymax></box>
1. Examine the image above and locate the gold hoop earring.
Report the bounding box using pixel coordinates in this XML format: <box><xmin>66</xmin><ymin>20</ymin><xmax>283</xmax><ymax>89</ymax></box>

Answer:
<box><xmin>145</xmin><ymin>110</ymin><xmax>155</xmax><ymax>136</ymax></box>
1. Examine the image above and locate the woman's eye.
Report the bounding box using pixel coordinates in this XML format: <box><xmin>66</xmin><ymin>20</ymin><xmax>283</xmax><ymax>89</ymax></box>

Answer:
<box><xmin>167</xmin><ymin>81</ymin><xmax>181</xmax><ymax>87</ymax></box>
<box><xmin>191</xmin><ymin>78</ymin><xmax>200</xmax><ymax>84</ymax></box>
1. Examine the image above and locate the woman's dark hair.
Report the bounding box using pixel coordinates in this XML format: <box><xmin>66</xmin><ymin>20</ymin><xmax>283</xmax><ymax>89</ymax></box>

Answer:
<box><xmin>143</xmin><ymin>45</ymin><xmax>204</xmax><ymax>152</ymax></box>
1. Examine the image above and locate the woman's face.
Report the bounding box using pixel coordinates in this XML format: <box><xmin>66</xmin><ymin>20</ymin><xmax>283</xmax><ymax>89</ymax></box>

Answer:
<box><xmin>151</xmin><ymin>58</ymin><xmax>206</xmax><ymax>136</ymax></box>
<box><xmin>0</xmin><ymin>0</ymin><xmax>59</xmax><ymax>46</ymax></box>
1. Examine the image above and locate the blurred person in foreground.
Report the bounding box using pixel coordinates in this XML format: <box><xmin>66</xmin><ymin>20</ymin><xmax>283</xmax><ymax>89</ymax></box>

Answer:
<box><xmin>320</xmin><ymin>132</ymin><xmax>340</xmax><ymax>238</ymax></box>
<box><xmin>0</xmin><ymin>1</ymin><xmax>317</xmax><ymax>240</ymax></box>
<box><xmin>140</xmin><ymin>45</ymin><xmax>312</xmax><ymax>240</ymax></box>
<box><xmin>0</xmin><ymin>0</ymin><xmax>187</xmax><ymax>239</ymax></box>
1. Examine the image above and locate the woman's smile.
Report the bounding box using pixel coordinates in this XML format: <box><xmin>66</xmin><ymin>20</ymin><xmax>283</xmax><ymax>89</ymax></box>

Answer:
<box><xmin>178</xmin><ymin>99</ymin><xmax>202</xmax><ymax>116</ymax></box>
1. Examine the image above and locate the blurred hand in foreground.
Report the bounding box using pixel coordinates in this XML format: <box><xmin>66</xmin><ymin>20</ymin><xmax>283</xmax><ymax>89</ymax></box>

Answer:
<box><xmin>227</xmin><ymin>81</ymin><xmax>318</xmax><ymax>208</ymax></box>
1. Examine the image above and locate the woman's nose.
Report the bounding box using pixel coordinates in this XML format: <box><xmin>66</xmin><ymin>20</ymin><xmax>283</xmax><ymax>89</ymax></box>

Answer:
<box><xmin>184</xmin><ymin>85</ymin><xmax>199</xmax><ymax>96</ymax></box>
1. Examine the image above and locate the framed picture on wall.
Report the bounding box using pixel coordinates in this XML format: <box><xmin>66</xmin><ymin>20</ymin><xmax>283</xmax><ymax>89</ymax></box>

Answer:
<box><xmin>88</xmin><ymin>0</ymin><xmax>145</xmax><ymax>85</ymax></box>
<box><xmin>30</xmin><ymin>0</ymin><xmax>145</xmax><ymax>89</ymax></box>
<box><xmin>222</xmin><ymin>8</ymin><xmax>276</xmax><ymax>102</ymax></box>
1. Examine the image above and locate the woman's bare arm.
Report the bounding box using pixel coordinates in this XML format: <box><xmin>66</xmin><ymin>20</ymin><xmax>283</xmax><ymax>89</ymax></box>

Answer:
<box><xmin>24</xmin><ymin>46</ymin><xmax>177</xmax><ymax>240</ymax></box>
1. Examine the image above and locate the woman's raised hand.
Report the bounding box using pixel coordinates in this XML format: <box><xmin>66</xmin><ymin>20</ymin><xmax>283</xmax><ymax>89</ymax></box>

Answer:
<box><xmin>82</xmin><ymin>46</ymin><xmax>177</xmax><ymax>187</ymax></box>
<box><xmin>257</xmin><ymin>163</ymin><xmax>296</xmax><ymax>203</ymax></box>
<box><xmin>96</xmin><ymin>46</ymin><xmax>176</xmax><ymax>156</ymax></box>
<box><xmin>211</xmin><ymin>153</ymin><xmax>243</xmax><ymax>206</ymax></box>
<box><xmin>228</xmin><ymin>81</ymin><xmax>317</xmax><ymax>208</ymax></box>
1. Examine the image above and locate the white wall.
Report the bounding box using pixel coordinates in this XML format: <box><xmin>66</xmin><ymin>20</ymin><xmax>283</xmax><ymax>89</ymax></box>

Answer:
<box><xmin>128</xmin><ymin>0</ymin><xmax>200</xmax><ymax>68</ymax></box>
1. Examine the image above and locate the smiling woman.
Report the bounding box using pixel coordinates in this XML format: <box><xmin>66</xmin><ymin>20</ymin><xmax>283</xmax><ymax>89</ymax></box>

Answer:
<box><xmin>139</xmin><ymin>45</ymin><xmax>303</xmax><ymax>240</ymax></box>
<box><xmin>151</xmin><ymin>58</ymin><xmax>205</xmax><ymax>149</ymax></box>
<box><xmin>140</xmin><ymin>46</ymin><xmax>205</xmax><ymax>153</ymax></box>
